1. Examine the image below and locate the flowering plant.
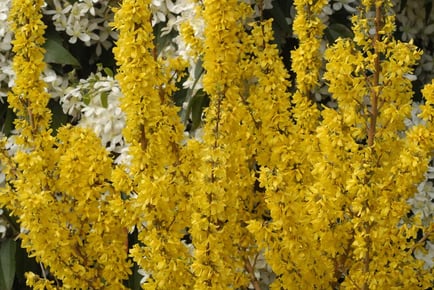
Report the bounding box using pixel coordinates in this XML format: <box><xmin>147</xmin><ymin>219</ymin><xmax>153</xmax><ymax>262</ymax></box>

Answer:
<box><xmin>0</xmin><ymin>0</ymin><xmax>433</xmax><ymax>289</ymax></box>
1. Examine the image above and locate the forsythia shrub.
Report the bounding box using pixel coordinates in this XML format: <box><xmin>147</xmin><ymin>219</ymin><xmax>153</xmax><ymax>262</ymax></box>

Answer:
<box><xmin>0</xmin><ymin>0</ymin><xmax>433</xmax><ymax>289</ymax></box>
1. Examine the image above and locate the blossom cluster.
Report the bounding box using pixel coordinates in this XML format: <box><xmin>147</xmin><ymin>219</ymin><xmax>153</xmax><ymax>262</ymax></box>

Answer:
<box><xmin>43</xmin><ymin>0</ymin><xmax>118</xmax><ymax>56</ymax></box>
<box><xmin>0</xmin><ymin>0</ymin><xmax>434</xmax><ymax>289</ymax></box>
<box><xmin>60</xmin><ymin>69</ymin><xmax>125</xmax><ymax>153</ymax></box>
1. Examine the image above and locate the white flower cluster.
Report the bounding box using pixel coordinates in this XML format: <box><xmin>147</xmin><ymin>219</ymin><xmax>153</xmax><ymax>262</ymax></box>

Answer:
<box><xmin>408</xmin><ymin>166</ymin><xmax>434</xmax><ymax>227</ymax></box>
<box><xmin>248</xmin><ymin>252</ymin><xmax>276</xmax><ymax>289</ymax></box>
<box><xmin>149</xmin><ymin>0</ymin><xmax>204</xmax><ymax>91</ymax></box>
<box><xmin>323</xmin><ymin>0</ymin><xmax>358</xmax><ymax>15</ymax></box>
<box><xmin>395</xmin><ymin>0</ymin><xmax>434</xmax><ymax>85</ymax></box>
<box><xmin>61</xmin><ymin>70</ymin><xmax>126</xmax><ymax>153</ymax></box>
<box><xmin>409</xmin><ymin>166</ymin><xmax>434</xmax><ymax>269</ymax></box>
<box><xmin>43</xmin><ymin>0</ymin><xmax>118</xmax><ymax>56</ymax></box>
<box><xmin>0</xmin><ymin>209</ymin><xmax>8</xmax><ymax>239</ymax></box>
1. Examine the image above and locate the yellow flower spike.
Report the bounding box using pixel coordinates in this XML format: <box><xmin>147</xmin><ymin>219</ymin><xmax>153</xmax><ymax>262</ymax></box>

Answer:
<box><xmin>2</xmin><ymin>1</ymin><xmax>132</xmax><ymax>288</ymax></box>
<box><xmin>421</xmin><ymin>81</ymin><xmax>434</xmax><ymax>124</ymax></box>
<box><xmin>319</xmin><ymin>0</ymin><xmax>434</xmax><ymax>288</ymax></box>
<box><xmin>113</xmin><ymin>1</ymin><xmax>193</xmax><ymax>288</ymax></box>
<box><xmin>8</xmin><ymin>0</ymin><xmax>51</xmax><ymax>138</ymax></box>
<box><xmin>290</xmin><ymin>0</ymin><xmax>324</xmax><ymax>133</ymax></box>
<box><xmin>185</xmin><ymin>0</ymin><xmax>273</xmax><ymax>288</ymax></box>
<box><xmin>16</xmin><ymin>126</ymin><xmax>131</xmax><ymax>289</ymax></box>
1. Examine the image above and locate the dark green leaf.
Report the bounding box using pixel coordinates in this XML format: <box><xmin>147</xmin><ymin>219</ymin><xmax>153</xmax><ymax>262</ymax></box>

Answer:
<box><xmin>400</xmin><ymin>0</ymin><xmax>407</xmax><ymax>12</ymax></box>
<box><xmin>43</xmin><ymin>38</ymin><xmax>81</xmax><ymax>67</ymax></box>
<box><xmin>103</xmin><ymin>67</ymin><xmax>114</xmax><ymax>77</ymax></box>
<box><xmin>14</xmin><ymin>238</ymin><xmax>38</xmax><ymax>290</ymax></box>
<box><xmin>188</xmin><ymin>90</ymin><xmax>209</xmax><ymax>131</ymax></box>
<box><xmin>425</xmin><ymin>0</ymin><xmax>432</xmax><ymax>24</ymax></box>
<box><xmin>0</xmin><ymin>102</ymin><xmax>15</xmax><ymax>136</ymax></box>
<box><xmin>125</xmin><ymin>229</ymin><xmax>141</xmax><ymax>290</ymax></box>
<box><xmin>0</xmin><ymin>239</ymin><xmax>16</xmax><ymax>290</ymax></box>
<box><xmin>325</xmin><ymin>23</ymin><xmax>354</xmax><ymax>43</ymax></box>
<box><xmin>269</xmin><ymin>2</ymin><xmax>291</xmax><ymax>33</ymax></box>
<box><xmin>194</xmin><ymin>58</ymin><xmax>203</xmax><ymax>80</ymax></box>
<box><xmin>100</xmin><ymin>92</ymin><xmax>109</xmax><ymax>108</ymax></box>
<box><xmin>48</xmin><ymin>99</ymin><xmax>68</xmax><ymax>135</ymax></box>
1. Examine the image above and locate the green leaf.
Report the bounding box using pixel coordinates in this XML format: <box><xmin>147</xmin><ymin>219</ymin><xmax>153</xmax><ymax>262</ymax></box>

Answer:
<box><xmin>400</xmin><ymin>0</ymin><xmax>407</xmax><ymax>12</ymax></box>
<box><xmin>0</xmin><ymin>102</ymin><xmax>15</xmax><ymax>136</ymax></box>
<box><xmin>125</xmin><ymin>229</ymin><xmax>141</xmax><ymax>290</ymax></box>
<box><xmin>82</xmin><ymin>93</ymin><xmax>91</xmax><ymax>106</ymax></box>
<box><xmin>14</xmin><ymin>237</ymin><xmax>38</xmax><ymax>289</ymax></box>
<box><xmin>100</xmin><ymin>92</ymin><xmax>109</xmax><ymax>108</ymax></box>
<box><xmin>188</xmin><ymin>90</ymin><xmax>209</xmax><ymax>131</ymax></box>
<box><xmin>103</xmin><ymin>67</ymin><xmax>114</xmax><ymax>77</ymax></box>
<box><xmin>325</xmin><ymin>23</ymin><xmax>354</xmax><ymax>43</ymax></box>
<box><xmin>0</xmin><ymin>239</ymin><xmax>16</xmax><ymax>290</ymax></box>
<box><xmin>194</xmin><ymin>58</ymin><xmax>203</xmax><ymax>80</ymax></box>
<box><xmin>48</xmin><ymin>99</ymin><xmax>68</xmax><ymax>135</ymax></box>
<box><xmin>269</xmin><ymin>2</ymin><xmax>291</xmax><ymax>33</ymax></box>
<box><xmin>43</xmin><ymin>38</ymin><xmax>81</xmax><ymax>67</ymax></box>
<box><xmin>425</xmin><ymin>0</ymin><xmax>432</xmax><ymax>24</ymax></box>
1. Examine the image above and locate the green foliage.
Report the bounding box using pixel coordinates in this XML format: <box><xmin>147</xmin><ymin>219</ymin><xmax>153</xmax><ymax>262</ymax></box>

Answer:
<box><xmin>0</xmin><ymin>103</ymin><xmax>14</xmax><ymax>136</ymax></box>
<box><xmin>0</xmin><ymin>239</ymin><xmax>15</xmax><ymax>290</ymax></box>
<box><xmin>43</xmin><ymin>34</ymin><xmax>81</xmax><ymax>67</ymax></box>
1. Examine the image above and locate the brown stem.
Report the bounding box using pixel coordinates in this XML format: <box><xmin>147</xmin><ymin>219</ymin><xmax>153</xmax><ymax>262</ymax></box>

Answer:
<box><xmin>140</xmin><ymin>124</ymin><xmax>148</xmax><ymax>151</ymax></box>
<box><xmin>410</xmin><ymin>228</ymin><xmax>433</xmax><ymax>252</ymax></box>
<box><xmin>244</xmin><ymin>257</ymin><xmax>261</xmax><ymax>290</ymax></box>
<box><xmin>213</xmin><ymin>92</ymin><xmax>223</xmax><ymax>150</ymax></box>
<box><xmin>361</xmin><ymin>232</ymin><xmax>371</xmax><ymax>290</ymax></box>
<box><xmin>257</xmin><ymin>0</ymin><xmax>264</xmax><ymax>22</ymax></box>
<box><xmin>367</xmin><ymin>4</ymin><xmax>381</xmax><ymax>147</ymax></box>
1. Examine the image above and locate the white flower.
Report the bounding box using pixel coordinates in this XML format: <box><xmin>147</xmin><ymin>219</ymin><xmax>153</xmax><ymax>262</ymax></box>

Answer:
<box><xmin>69</xmin><ymin>2</ymin><xmax>88</xmax><ymax>20</ymax></box>
<box><xmin>151</xmin><ymin>0</ymin><xmax>168</xmax><ymax>26</ymax></box>
<box><xmin>43</xmin><ymin>0</ymin><xmax>115</xmax><ymax>54</ymax></box>
<box><xmin>61</xmin><ymin>87</ymin><xmax>83</xmax><ymax>117</ymax></box>
<box><xmin>404</xmin><ymin>102</ymin><xmax>425</xmax><ymax>128</ymax></box>
<box><xmin>332</xmin><ymin>0</ymin><xmax>357</xmax><ymax>13</ymax></box>
<box><xmin>166</xmin><ymin>0</ymin><xmax>194</xmax><ymax>14</ymax></box>
<box><xmin>137</xmin><ymin>268</ymin><xmax>151</xmax><ymax>285</ymax></box>
<box><xmin>414</xmin><ymin>241</ymin><xmax>434</xmax><ymax>269</ymax></box>
<box><xmin>43</xmin><ymin>0</ymin><xmax>72</xmax><ymax>19</ymax></box>
<box><xmin>66</xmin><ymin>18</ymin><xmax>91</xmax><ymax>43</ymax></box>
<box><xmin>0</xmin><ymin>172</ymin><xmax>5</xmax><ymax>186</ymax></box>
<box><xmin>80</xmin><ymin>0</ymin><xmax>98</xmax><ymax>16</ymax></box>
<box><xmin>0</xmin><ymin>224</ymin><xmax>6</xmax><ymax>239</ymax></box>
<box><xmin>61</xmin><ymin>71</ymin><xmax>126</xmax><ymax>152</ymax></box>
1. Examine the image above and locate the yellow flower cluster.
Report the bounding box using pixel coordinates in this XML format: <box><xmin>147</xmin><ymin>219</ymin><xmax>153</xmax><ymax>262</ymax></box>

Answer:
<box><xmin>1</xmin><ymin>0</ymin><xmax>433</xmax><ymax>289</ymax></box>
<box><xmin>7</xmin><ymin>0</ymin><xmax>51</xmax><ymax>140</ymax></box>
<box><xmin>186</xmin><ymin>0</ymin><xmax>261</xmax><ymax>288</ymax></box>
<box><xmin>1</xmin><ymin>1</ymin><xmax>131</xmax><ymax>288</ymax></box>
<box><xmin>249</xmin><ymin>0</ymin><xmax>434</xmax><ymax>288</ymax></box>
<box><xmin>291</xmin><ymin>0</ymin><xmax>327</xmax><ymax>94</ymax></box>
<box><xmin>290</xmin><ymin>0</ymin><xmax>324</xmax><ymax>135</ymax></box>
<box><xmin>246</xmin><ymin>0</ymin><xmax>333</xmax><ymax>288</ymax></box>
<box><xmin>112</xmin><ymin>1</ymin><xmax>193</xmax><ymax>288</ymax></box>
<box><xmin>18</xmin><ymin>126</ymin><xmax>131</xmax><ymax>289</ymax></box>
<box><xmin>317</xmin><ymin>0</ymin><xmax>433</xmax><ymax>288</ymax></box>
